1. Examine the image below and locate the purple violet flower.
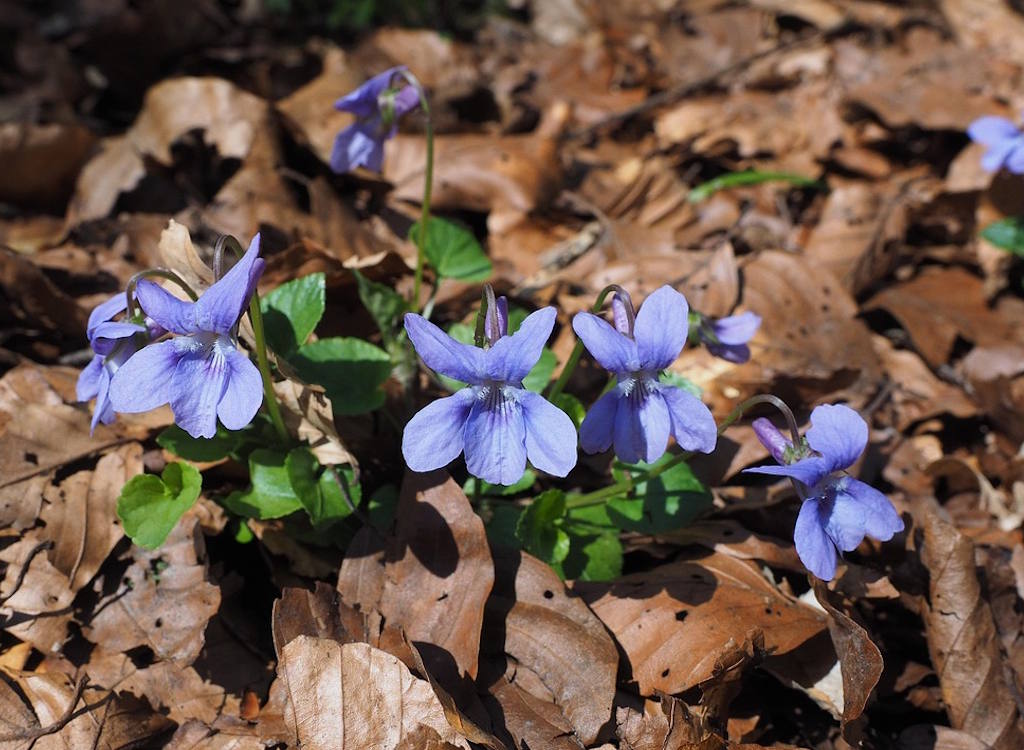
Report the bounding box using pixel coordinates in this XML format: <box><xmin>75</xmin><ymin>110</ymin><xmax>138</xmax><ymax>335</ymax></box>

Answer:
<box><xmin>967</xmin><ymin>115</ymin><xmax>1024</xmax><ymax>173</ymax></box>
<box><xmin>77</xmin><ymin>293</ymin><xmax>161</xmax><ymax>433</ymax></box>
<box><xmin>331</xmin><ymin>66</ymin><xmax>420</xmax><ymax>174</ymax></box>
<box><xmin>402</xmin><ymin>302</ymin><xmax>577</xmax><ymax>486</ymax></box>
<box><xmin>573</xmin><ymin>286</ymin><xmax>717</xmax><ymax>464</ymax></box>
<box><xmin>745</xmin><ymin>404</ymin><xmax>904</xmax><ymax>580</ymax></box>
<box><xmin>697</xmin><ymin>311</ymin><xmax>761</xmax><ymax>364</ymax></box>
<box><xmin>108</xmin><ymin>235</ymin><xmax>266</xmax><ymax>439</ymax></box>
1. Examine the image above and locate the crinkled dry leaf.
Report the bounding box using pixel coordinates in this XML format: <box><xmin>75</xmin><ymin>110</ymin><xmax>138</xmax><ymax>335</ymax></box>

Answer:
<box><xmin>486</xmin><ymin>548</ymin><xmax>617</xmax><ymax>745</ymax></box>
<box><xmin>919</xmin><ymin>505</ymin><xmax>1024</xmax><ymax>749</ymax></box>
<box><xmin>0</xmin><ymin>537</ymin><xmax>74</xmax><ymax>654</ymax></box>
<box><xmin>0</xmin><ymin>122</ymin><xmax>98</xmax><ymax>212</ymax></box>
<box><xmin>338</xmin><ymin>470</ymin><xmax>493</xmax><ymax>681</ymax></box>
<box><xmin>963</xmin><ymin>344</ymin><xmax>1024</xmax><ymax>444</ymax></box>
<box><xmin>84</xmin><ymin>516</ymin><xmax>220</xmax><ymax>665</ymax></box>
<box><xmin>277</xmin><ymin>637</ymin><xmax>471</xmax><ymax>749</ymax></box>
<box><xmin>272</xmin><ymin>379</ymin><xmax>356</xmax><ymax>468</ymax></box>
<box><xmin>0</xmin><ymin>247</ymin><xmax>88</xmax><ymax>337</ymax></box>
<box><xmin>573</xmin><ymin>551</ymin><xmax>827</xmax><ymax>696</ymax></box>
<box><xmin>157</xmin><ymin>218</ymin><xmax>214</xmax><ymax>292</ymax></box>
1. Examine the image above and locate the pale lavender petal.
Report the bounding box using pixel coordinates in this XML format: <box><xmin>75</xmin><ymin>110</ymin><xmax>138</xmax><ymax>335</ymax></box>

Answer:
<box><xmin>90</xmin><ymin>321</ymin><xmax>145</xmax><ymax>356</ymax></box>
<box><xmin>486</xmin><ymin>307</ymin><xmax>555</xmax><ymax>383</ymax></box>
<box><xmin>404</xmin><ymin>313</ymin><xmax>485</xmax><ymax>384</ymax></box>
<box><xmin>712</xmin><ymin>312</ymin><xmax>761</xmax><ymax>345</ymax></box>
<box><xmin>579</xmin><ymin>389</ymin><xmax>620</xmax><ymax>455</ymax></box>
<box><xmin>169</xmin><ymin>350</ymin><xmax>230</xmax><ymax>439</ymax></box>
<box><xmin>980</xmin><ymin>138</ymin><xmax>1018</xmax><ymax>172</ymax></box>
<box><xmin>572</xmin><ymin>312</ymin><xmax>639</xmax><ymax>374</ymax></box>
<box><xmin>794</xmin><ymin>498</ymin><xmax>838</xmax><ymax>580</ymax></box>
<box><xmin>135</xmin><ymin>279</ymin><xmax>194</xmax><ymax>335</ymax></box>
<box><xmin>967</xmin><ymin>116</ymin><xmax>1019</xmax><ymax>146</ymax></box>
<box><xmin>658</xmin><ymin>384</ymin><xmax>717</xmax><ymax>453</ymax></box>
<box><xmin>611</xmin><ymin>290</ymin><xmax>634</xmax><ymax>336</ymax></box>
<box><xmin>402</xmin><ymin>388</ymin><xmax>475</xmax><ymax>472</ymax></box>
<box><xmin>836</xmin><ymin>478</ymin><xmax>904</xmax><ymax>542</ymax></box>
<box><xmin>216</xmin><ymin>345</ymin><xmax>264</xmax><ymax>430</ymax></box>
<box><xmin>87</xmin><ymin>294</ymin><xmax>128</xmax><ymax>337</ymax></box>
<box><xmin>334</xmin><ymin>66</ymin><xmax>407</xmax><ymax>117</ymax></box>
<box><xmin>614</xmin><ymin>384</ymin><xmax>671</xmax><ymax>464</ymax></box>
<box><xmin>743</xmin><ymin>455</ymin><xmax>832</xmax><ymax>489</ymax></box>
<box><xmin>108</xmin><ymin>339</ymin><xmax>183</xmax><ymax>413</ymax></box>
<box><xmin>520</xmin><ymin>391</ymin><xmax>577</xmax><ymax>477</ymax></box>
<box><xmin>90</xmin><ymin>368</ymin><xmax>115</xmax><ymax>433</ymax></box>
<box><xmin>806</xmin><ymin>403</ymin><xmax>867</xmax><ymax>473</ymax></box>
<box><xmin>463</xmin><ymin>389</ymin><xmax>527</xmax><ymax>486</ymax></box>
<box><xmin>822</xmin><ymin>489</ymin><xmax>867</xmax><ymax>552</ymax></box>
<box><xmin>392</xmin><ymin>84</ymin><xmax>420</xmax><ymax>119</ymax></box>
<box><xmin>330</xmin><ymin>123</ymin><xmax>385</xmax><ymax>173</ymax></box>
<box><xmin>77</xmin><ymin>355</ymin><xmax>104</xmax><ymax>402</ymax></box>
<box><xmin>192</xmin><ymin>234</ymin><xmax>264</xmax><ymax>334</ymax></box>
<box><xmin>1005</xmin><ymin>142</ymin><xmax>1024</xmax><ymax>175</ymax></box>
<box><xmin>634</xmin><ymin>286</ymin><xmax>688</xmax><ymax>371</ymax></box>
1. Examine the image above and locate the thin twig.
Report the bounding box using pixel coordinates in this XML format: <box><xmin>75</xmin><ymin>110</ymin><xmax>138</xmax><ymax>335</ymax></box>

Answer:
<box><xmin>0</xmin><ymin>540</ymin><xmax>53</xmax><ymax>606</ymax></box>
<box><xmin>0</xmin><ymin>674</ymin><xmax>104</xmax><ymax>743</ymax></box>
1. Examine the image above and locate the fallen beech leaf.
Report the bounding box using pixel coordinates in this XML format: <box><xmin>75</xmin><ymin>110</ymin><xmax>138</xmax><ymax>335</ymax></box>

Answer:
<box><xmin>573</xmin><ymin>551</ymin><xmax>827</xmax><ymax>696</ymax></box>
<box><xmin>963</xmin><ymin>344</ymin><xmax>1024</xmax><ymax>444</ymax></box>
<box><xmin>84</xmin><ymin>516</ymin><xmax>220</xmax><ymax>665</ymax></box>
<box><xmin>0</xmin><ymin>536</ymin><xmax>75</xmax><ymax>653</ymax></box>
<box><xmin>865</xmin><ymin>267</ymin><xmax>1023</xmax><ymax>368</ymax></box>
<box><xmin>0</xmin><ymin>122</ymin><xmax>98</xmax><ymax>212</ymax></box>
<box><xmin>271</xmin><ymin>583</ymin><xmax>370</xmax><ymax>656</ymax></box>
<box><xmin>169</xmin><ymin>720</ymin><xmax>270</xmax><ymax>749</ymax></box>
<box><xmin>39</xmin><ymin>443</ymin><xmax>140</xmax><ymax>592</ymax></box>
<box><xmin>272</xmin><ymin>379</ymin><xmax>357</xmax><ymax>468</ymax></box>
<box><xmin>811</xmin><ymin>580</ymin><xmax>883</xmax><ymax>739</ymax></box>
<box><xmin>0</xmin><ymin>246</ymin><xmax>89</xmax><ymax>337</ymax></box>
<box><xmin>157</xmin><ymin>218</ymin><xmax>214</xmax><ymax>292</ymax></box>
<box><xmin>487</xmin><ymin>675</ymin><xmax>580</xmax><ymax>750</ymax></box>
<box><xmin>338</xmin><ymin>470</ymin><xmax>493</xmax><ymax>681</ymax></box>
<box><xmin>919</xmin><ymin>506</ymin><xmax>1024</xmax><ymax>748</ymax></box>
<box><xmin>485</xmin><ymin>548</ymin><xmax>617</xmax><ymax>745</ymax></box>
<box><xmin>277</xmin><ymin>637</ymin><xmax>471</xmax><ymax>749</ymax></box>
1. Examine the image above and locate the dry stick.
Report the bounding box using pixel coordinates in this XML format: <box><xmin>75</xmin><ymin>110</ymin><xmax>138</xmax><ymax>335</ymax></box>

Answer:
<box><xmin>0</xmin><ymin>674</ymin><xmax>110</xmax><ymax>744</ymax></box>
<box><xmin>0</xmin><ymin>540</ymin><xmax>53</xmax><ymax>606</ymax></box>
<box><xmin>563</xmin><ymin>29</ymin><xmax>829</xmax><ymax>142</ymax></box>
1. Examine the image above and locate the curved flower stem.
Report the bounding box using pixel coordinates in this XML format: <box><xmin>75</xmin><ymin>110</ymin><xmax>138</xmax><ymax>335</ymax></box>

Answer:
<box><xmin>563</xmin><ymin>392</ymin><xmax>802</xmax><ymax>510</ymax></box>
<box><xmin>216</xmin><ymin>235</ymin><xmax>289</xmax><ymax>444</ymax></box>
<box><xmin>401</xmin><ymin>70</ymin><xmax>434</xmax><ymax>313</ymax></box>
<box><xmin>125</xmin><ymin>269</ymin><xmax>198</xmax><ymax>319</ymax></box>
<box><xmin>546</xmin><ymin>284</ymin><xmax>627</xmax><ymax>403</ymax></box>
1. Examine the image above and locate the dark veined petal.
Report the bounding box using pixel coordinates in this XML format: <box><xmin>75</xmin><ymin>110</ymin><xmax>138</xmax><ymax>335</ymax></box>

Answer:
<box><xmin>658</xmin><ymin>384</ymin><xmax>717</xmax><ymax>453</ymax></box>
<box><xmin>967</xmin><ymin>116</ymin><xmax>1019</xmax><ymax>147</ymax></box>
<box><xmin>486</xmin><ymin>307</ymin><xmax>555</xmax><ymax>383</ymax></box>
<box><xmin>835</xmin><ymin>477</ymin><xmax>904</xmax><ymax>542</ymax></box>
<box><xmin>216</xmin><ymin>343</ymin><xmax>264</xmax><ymax>431</ymax></box>
<box><xmin>87</xmin><ymin>293</ymin><xmax>128</xmax><ymax>338</ymax></box>
<box><xmin>463</xmin><ymin>386</ymin><xmax>527</xmax><ymax>486</ymax></box>
<box><xmin>484</xmin><ymin>296</ymin><xmax>509</xmax><ymax>344</ymax></box>
<box><xmin>404</xmin><ymin>313</ymin><xmax>485</xmax><ymax>384</ymax></box>
<box><xmin>135</xmin><ymin>280</ymin><xmax>194</xmax><ymax>335</ymax></box>
<box><xmin>402</xmin><ymin>388</ymin><xmax>475</xmax><ymax>473</ymax></box>
<box><xmin>794</xmin><ymin>498</ymin><xmax>838</xmax><ymax>580</ymax></box>
<box><xmin>333</xmin><ymin>66</ymin><xmax>407</xmax><ymax>118</ymax></box>
<box><xmin>579</xmin><ymin>389</ymin><xmax>620</xmax><ymax>455</ymax></box>
<box><xmin>520</xmin><ymin>391</ymin><xmax>578</xmax><ymax>478</ymax></box>
<box><xmin>169</xmin><ymin>347</ymin><xmax>230</xmax><ymax>439</ymax></box>
<box><xmin>108</xmin><ymin>339</ymin><xmax>184</xmax><ymax>414</ymax></box>
<box><xmin>743</xmin><ymin>456</ymin><xmax>832</xmax><ymax>489</ymax></box>
<box><xmin>805</xmin><ymin>403</ymin><xmax>867</xmax><ymax>473</ymax></box>
<box><xmin>330</xmin><ymin>122</ymin><xmax>386</xmax><ymax>173</ymax></box>
<box><xmin>572</xmin><ymin>312</ymin><xmax>639</xmax><ymax>374</ymax></box>
<box><xmin>634</xmin><ymin>285</ymin><xmax>689</xmax><ymax>371</ymax></box>
<box><xmin>77</xmin><ymin>355</ymin><xmax>104</xmax><ymax>402</ymax></box>
<box><xmin>613</xmin><ymin>381</ymin><xmax>671</xmax><ymax>464</ymax></box>
<box><xmin>191</xmin><ymin>234</ymin><xmax>265</xmax><ymax>335</ymax></box>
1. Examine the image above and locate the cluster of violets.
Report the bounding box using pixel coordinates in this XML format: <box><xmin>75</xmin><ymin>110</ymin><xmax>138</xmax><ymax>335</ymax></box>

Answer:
<box><xmin>76</xmin><ymin>66</ymin><xmax>910</xmax><ymax>583</ymax></box>
<box><xmin>78</xmin><ymin>235</ymin><xmax>266</xmax><ymax>440</ymax></box>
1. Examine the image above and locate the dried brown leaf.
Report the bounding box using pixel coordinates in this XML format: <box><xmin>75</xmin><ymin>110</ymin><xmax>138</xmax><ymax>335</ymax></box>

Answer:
<box><xmin>487</xmin><ymin>548</ymin><xmax>617</xmax><ymax>745</ymax></box>
<box><xmin>0</xmin><ymin>537</ymin><xmax>74</xmax><ymax>654</ymax></box>
<box><xmin>276</xmin><ymin>636</ymin><xmax>471</xmax><ymax>749</ymax></box>
<box><xmin>574</xmin><ymin>551</ymin><xmax>827</xmax><ymax>696</ymax></box>
<box><xmin>919</xmin><ymin>506</ymin><xmax>1024</xmax><ymax>748</ymax></box>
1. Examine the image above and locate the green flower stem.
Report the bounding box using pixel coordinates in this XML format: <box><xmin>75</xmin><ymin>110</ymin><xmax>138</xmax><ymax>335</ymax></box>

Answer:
<box><xmin>546</xmin><ymin>284</ymin><xmax>627</xmax><ymax>402</ymax></box>
<box><xmin>402</xmin><ymin>71</ymin><xmax>434</xmax><ymax>313</ymax></box>
<box><xmin>125</xmin><ymin>268</ymin><xmax>198</xmax><ymax>319</ymax></box>
<box><xmin>215</xmin><ymin>235</ymin><xmax>289</xmax><ymax>444</ymax></box>
<box><xmin>563</xmin><ymin>392</ymin><xmax>800</xmax><ymax>510</ymax></box>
